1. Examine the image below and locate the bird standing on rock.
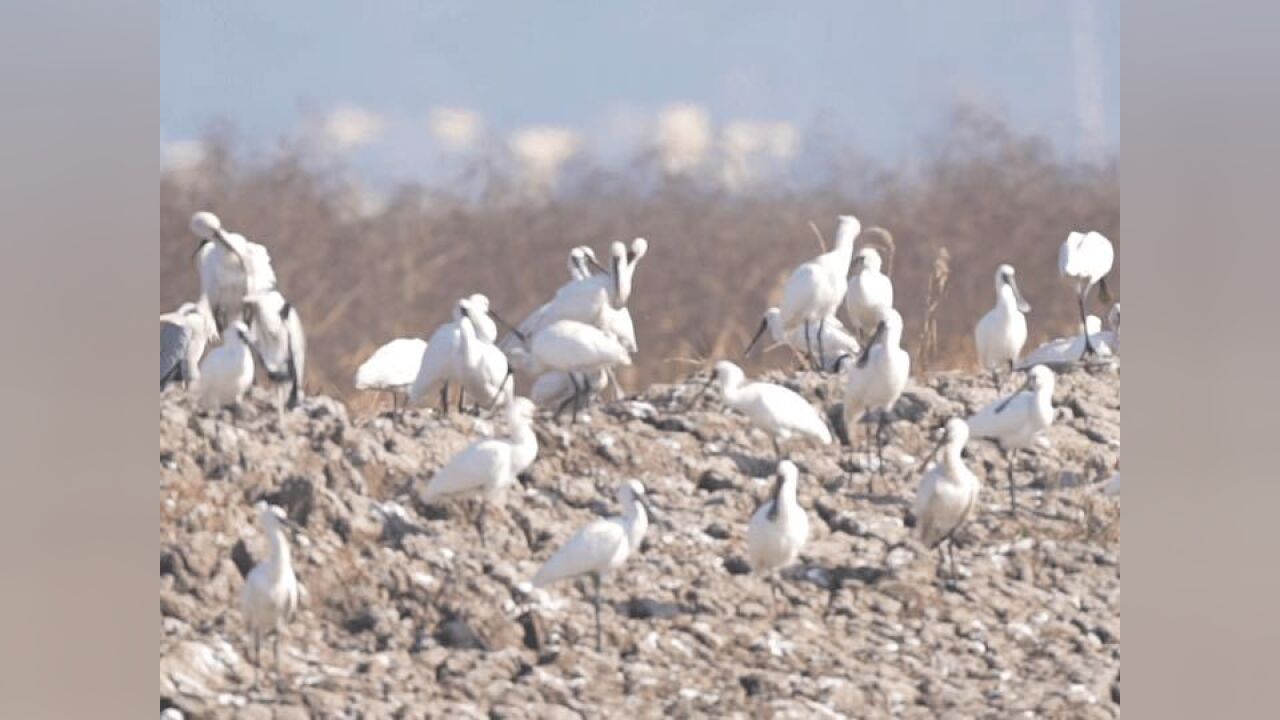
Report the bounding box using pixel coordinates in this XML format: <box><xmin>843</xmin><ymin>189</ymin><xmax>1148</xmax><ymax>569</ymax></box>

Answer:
<box><xmin>746</xmin><ymin>460</ymin><xmax>810</xmax><ymax>616</ymax></box>
<box><xmin>690</xmin><ymin>360</ymin><xmax>832</xmax><ymax>468</ymax></box>
<box><xmin>912</xmin><ymin>418</ymin><xmax>980</xmax><ymax>589</ymax></box>
<box><xmin>967</xmin><ymin>364</ymin><xmax>1056</xmax><ymax>515</ymax></box>
<box><xmin>835</xmin><ymin>307</ymin><xmax>911</xmax><ymax>487</ymax></box>
<box><xmin>974</xmin><ymin>264</ymin><xmax>1030</xmax><ymax>389</ymax></box>
<box><xmin>240</xmin><ymin>501</ymin><xmax>301</xmax><ymax>689</ymax></box>
<box><xmin>845</xmin><ymin>246</ymin><xmax>894</xmax><ymax>343</ymax></box>
<box><xmin>1058</xmin><ymin>230</ymin><xmax>1115</xmax><ymax>359</ymax></box>
<box><xmin>532</xmin><ymin>480</ymin><xmax>653</xmax><ymax>652</ymax></box>
<box><xmin>197</xmin><ymin>320</ymin><xmax>257</xmax><ymax>411</ymax></box>
<box><xmin>779</xmin><ymin>215</ymin><xmax>860</xmax><ymax>370</ymax></box>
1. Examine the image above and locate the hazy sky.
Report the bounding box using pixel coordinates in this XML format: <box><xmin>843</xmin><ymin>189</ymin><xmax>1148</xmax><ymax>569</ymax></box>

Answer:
<box><xmin>161</xmin><ymin>1</ymin><xmax>1118</xmax><ymax>185</ymax></box>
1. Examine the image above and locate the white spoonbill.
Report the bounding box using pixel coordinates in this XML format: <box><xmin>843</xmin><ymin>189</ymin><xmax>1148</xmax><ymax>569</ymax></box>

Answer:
<box><xmin>160</xmin><ymin>298</ymin><xmax>217</xmax><ymax>390</ymax></box>
<box><xmin>530</xmin><ymin>320</ymin><xmax>631</xmax><ymax>422</ymax></box>
<box><xmin>419</xmin><ymin>397</ymin><xmax>538</xmax><ymax>546</ymax></box>
<box><xmin>744</xmin><ymin>307</ymin><xmax>859</xmax><ymax>372</ymax></box>
<box><xmin>746</xmin><ymin>460</ymin><xmax>810</xmax><ymax>614</ymax></box>
<box><xmin>240</xmin><ymin>501</ymin><xmax>300</xmax><ymax>688</ymax></box>
<box><xmin>690</xmin><ymin>361</ymin><xmax>831</xmax><ymax>465</ymax></box>
<box><xmin>974</xmin><ymin>264</ymin><xmax>1031</xmax><ymax>387</ymax></box>
<box><xmin>835</xmin><ymin>307</ymin><xmax>911</xmax><ymax>484</ymax></box>
<box><xmin>911</xmin><ymin>418</ymin><xmax>980</xmax><ymax>588</ymax></box>
<box><xmin>242</xmin><ymin>289</ymin><xmax>306</xmax><ymax>410</ymax></box>
<box><xmin>532</xmin><ymin>479</ymin><xmax>653</xmax><ymax>652</ymax></box>
<box><xmin>514</xmin><ymin>240</ymin><xmax>642</xmax><ymax>342</ymax></box>
<box><xmin>1059</xmin><ymin>230</ymin><xmax>1115</xmax><ymax>357</ymax></box>
<box><xmin>197</xmin><ymin>320</ymin><xmax>256</xmax><ymax>410</ymax></box>
<box><xmin>354</xmin><ymin>338</ymin><xmax>428</xmax><ymax>410</ymax></box>
<box><xmin>408</xmin><ymin>295</ymin><xmax>520</xmax><ymax>413</ymax></box>
<box><xmin>507</xmin><ymin>346</ymin><xmax>615</xmax><ymax>409</ymax></box>
<box><xmin>190</xmin><ymin>211</ymin><xmax>277</xmax><ymax>333</ymax></box>
<box><xmin>455</xmin><ymin>300</ymin><xmax>515</xmax><ymax>410</ymax></box>
<box><xmin>779</xmin><ymin>215</ymin><xmax>860</xmax><ymax>369</ymax></box>
<box><xmin>1018</xmin><ymin>315</ymin><xmax>1116</xmax><ymax>369</ymax></box>
<box><xmin>845</xmin><ymin>246</ymin><xmax>894</xmax><ymax>341</ymax></box>
<box><xmin>968</xmin><ymin>364</ymin><xmax>1056</xmax><ymax>515</ymax></box>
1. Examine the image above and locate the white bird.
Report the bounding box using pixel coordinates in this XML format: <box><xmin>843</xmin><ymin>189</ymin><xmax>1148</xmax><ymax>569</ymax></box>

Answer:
<box><xmin>845</xmin><ymin>246</ymin><xmax>894</xmax><ymax>341</ymax></box>
<box><xmin>530</xmin><ymin>368</ymin><xmax>611</xmax><ymax>409</ymax></box>
<box><xmin>514</xmin><ymin>239</ymin><xmax>644</xmax><ymax>342</ymax></box>
<box><xmin>836</xmin><ymin>307</ymin><xmax>911</xmax><ymax>483</ymax></box>
<box><xmin>779</xmin><ymin>215</ymin><xmax>860</xmax><ymax>369</ymax></box>
<box><xmin>419</xmin><ymin>397</ymin><xmax>538</xmax><ymax>545</ymax></box>
<box><xmin>690</xmin><ymin>360</ymin><xmax>831</xmax><ymax>465</ymax></box>
<box><xmin>456</xmin><ymin>300</ymin><xmax>515</xmax><ymax>410</ymax></box>
<box><xmin>160</xmin><ymin>298</ymin><xmax>217</xmax><ymax>390</ymax></box>
<box><xmin>242</xmin><ymin>289</ymin><xmax>306</xmax><ymax>411</ymax></box>
<box><xmin>968</xmin><ymin>364</ymin><xmax>1056</xmax><ymax>514</ymax></box>
<box><xmin>190</xmin><ymin>211</ymin><xmax>277</xmax><ymax>333</ymax></box>
<box><xmin>974</xmin><ymin>264</ymin><xmax>1031</xmax><ymax>387</ymax></box>
<box><xmin>197</xmin><ymin>320</ymin><xmax>256</xmax><ymax>410</ymax></box>
<box><xmin>1059</xmin><ymin>230</ymin><xmax>1115</xmax><ymax>358</ymax></box>
<box><xmin>354</xmin><ymin>338</ymin><xmax>428</xmax><ymax>410</ymax></box>
<box><xmin>532</xmin><ymin>479</ymin><xmax>653</xmax><ymax>651</ymax></box>
<box><xmin>408</xmin><ymin>295</ymin><xmax>515</xmax><ymax>413</ymax></box>
<box><xmin>530</xmin><ymin>320</ymin><xmax>631</xmax><ymax>422</ymax></box>
<box><xmin>911</xmin><ymin>418</ymin><xmax>980</xmax><ymax>587</ymax></box>
<box><xmin>1019</xmin><ymin>316</ymin><xmax>1116</xmax><ymax>369</ymax></box>
<box><xmin>746</xmin><ymin>460</ymin><xmax>810</xmax><ymax>614</ymax></box>
<box><xmin>744</xmin><ymin>306</ymin><xmax>859</xmax><ymax>372</ymax></box>
<box><xmin>240</xmin><ymin>501</ymin><xmax>300</xmax><ymax>687</ymax></box>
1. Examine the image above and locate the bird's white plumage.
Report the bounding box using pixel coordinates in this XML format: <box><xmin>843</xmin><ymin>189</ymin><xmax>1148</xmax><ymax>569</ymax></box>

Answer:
<box><xmin>845</xmin><ymin>247</ymin><xmax>894</xmax><ymax>337</ymax></box>
<box><xmin>530</xmin><ymin>369</ymin><xmax>610</xmax><ymax>408</ymax></box>
<box><xmin>191</xmin><ymin>212</ymin><xmax>277</xmax><ymax>330</ymax></box>
<box><xmin>1019</xmin><ymin>316</ymin><xmax>1116</xmax><ymax>368</ymax></box>
<box><xmin>240</xmin><ymin>503</ymin><xmax>299</xmax><ymax>639</ymax></box>
<box><xmin>244</xmin><ymin>289</ymin><xmax>307</xmax><ymax>407</ymax></box>
<box><xmin>456</xmin><ymin>302</ymin><xmax>513</xmax><ymax>407</ymax></box>
<box><xmin>779</xmin><ymin>215</ymin><xmax>860</xmax><ymax>332</ymax></box>
<box><xmin>974</xmin><ymin>264</ymin><xmax>1030</xmax><ymax>372</ymax></box>
<box><xmin>197</xmin><ymin>321</ymin><xmax>256</xmax><ymax>409</ymax></box>
<box><xmin>912</xmin><ymin>419</ymin><xmax>980</xmax><ymax>548</ymax></box>
<box><xmin>1058</xmin><ymin>230</ymin><xmax>1114</xmax><ymax>284</ymax></box>
<box><xmin>532</xmin><ymin>480</ymin><xmax>649</xmax><ymax>587</ymax></box>
<box><xmin>354</xmin><ymin>338</ymin><xmax>428</xmax><ymax>392</ymax></box>
<box><xmin>759</xmin><ymin>307</ymin><xmax>858</xmax><ymax>371</ymax></box>
<box><xmin>968</xmin><ymin>364</ymin><xmax>1056</xmax><ymax>449</ymax></box>
<box><xmin>746</xmin><ymin>461</ymin><xmax>810</xmax><ymax>573</ymax></box>
<box><xmin>531</xmin><ymin>320</ymin><xmax>631</xmax><ymax>374</ymax></box>
<box><xmin>420</xmin><ymin>397</ymin><xmax>537</xmax><ymax>503</ymax></box>
<box><xmin>516</xmin><ymin>242</ymin><xmax>633</xmax><ymax>339</ymax></box>
<box><xmin>160</xmin><ymin>299</ymin><xmax>217</xmax><ymax>388</ymax></box>
<box><xmin>712</xmin><ymin>361</ymin><xmax>831</xmax><ymax>445</ymax></box>
<box><xmin>842</xmin><ymin>307</ymin><xmax>911</xmax><ymax>430</ymax></box>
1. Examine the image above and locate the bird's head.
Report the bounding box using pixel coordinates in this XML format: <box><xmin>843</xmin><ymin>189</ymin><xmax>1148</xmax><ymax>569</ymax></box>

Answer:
<box><xmin>997</xmin><ymin>264</ymin><xmax>1031</xmax><ymax>313</ymax></box>
<box><xmin>189</xmin><ymin>211</ymin><xmax>221</xmax><ymax>241</ymax></box>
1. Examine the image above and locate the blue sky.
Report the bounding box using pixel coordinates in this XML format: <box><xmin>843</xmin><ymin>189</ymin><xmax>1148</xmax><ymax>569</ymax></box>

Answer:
<box><xmin>161</xmin><ymin>1</ymin><xmax>1118</xmax><ymax>188</ymax></box>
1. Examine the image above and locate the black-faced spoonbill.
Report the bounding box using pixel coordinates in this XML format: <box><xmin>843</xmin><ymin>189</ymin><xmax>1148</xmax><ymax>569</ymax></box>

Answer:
<box><xmin>835</xmin><ymin>307</ymin><xmax>910</xmax><ymax>486</ymax></box>
<box><xmin>1019</xmin><ymin>315</ymin><xmax>1116</xmax><ymax>369</ymax></box>
<box><xmin>354</xmin><ymin>338</ymin><xmax>429</xmax><ymax>410</ymax></box>
<box><xmin>529</xmin><ymin>319</ymin><xmax>631</xmax><ymax>422</ymax></box>
<box><xmin>189</xmin><ymin>211</ymin><xmax>277</xmax><ymax>333</ymax></box>
<box><xmin>845</xmin><ymin>246</ymin><xmax>894</xmax><ymax>342</ymax></box>
<box><xmin>419</xmin><ymin>397</ymin><xmax>538</xmax><ymax>546</ymax></box>
<box><xmin>457</xmin><ymin>300</ymin><xmax>515</xmax><ymax>411</ymax></box>
<box><xmin>240</xmin><ymin>501</ymin><xmax>301</xmax><ymax>688</ymax></box>
<box><xmin>532</xmin><ymin>479</ymin><xmax>652</xmax><ymax>652</ymax></box>
<box><xmin>1058</xmin><ymin>230</ymin><xmax>1115</xmax><ymax>358</ymax></box>
<box><xmin>967</xmin><ymin>364</ymin><xmax>1056</xmax><ymax>515</ymax></box>
<box><xmin>779</xmin><ymin>215</ymin><xmax>860</xmax><ymax>369</ymax></box>
<box><xmin>197</xmin><ymin>320</ymin><xmax>256</xmax><ymax>410</ymax></box>
<box><xmin>744</xmin><ymin>306</ymin><xmax>859</xmax><ymax>372</ymax></box>
<box><xmin>409</xmin><ymin>295</ymin><xmax>520</xmax><ymax>414</ymax></box>
<box><xmin>974</xmin><ymin>264</ymin><xmax>1030</xmax><ymax>388</ymax></box>
<box><xmin>242</xmin><ymin>289</ymin><xmax>307</xmax><ymax>411</ymax></box>
<box><xmin>690</xmin><ymin>360</ymin><xmax>831</xmax><ymax>467</ymax></box>
<box><xmin>160</xmin><ymin>299</ymin><xmax>217</xmax><ymax>390</ymax></box>
<box><xmin>746</xmin><ymin>460</ymin><xmax>810</xmax><ymax>615</ymax></box>
<box><xmin>911</xmin><ymin>418</ymin><xmax>979</xmax><ymax>588</ymax></box>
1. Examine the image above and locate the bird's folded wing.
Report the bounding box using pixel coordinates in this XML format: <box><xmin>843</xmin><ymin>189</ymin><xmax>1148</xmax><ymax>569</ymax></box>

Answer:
<box><xmin>533</xmin><ymin>519</ymin><xmax>625</xmax><ymax>587</ymax></box>
<box><xmin>423</xmin><ymin>440</ymin><xmax>506</xmax><ymax>499</ymax></box>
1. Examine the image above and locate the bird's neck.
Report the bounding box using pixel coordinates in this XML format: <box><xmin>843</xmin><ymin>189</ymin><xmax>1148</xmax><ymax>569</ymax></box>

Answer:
<box><xmin>719</xmin><ymin>376</ymin><xmax>743</xmax><ymax>404</ymax></box>
<box><xmin>266</xmin><ymin>525</ymin><xmax>292</xmax><ymax>579</ymax></box>
<box><xmin>622</xmin><ymin>500</ymin><xmax>648</xmax><ymax>547</ymax></box>
<box><xmin>510</xmin><ymin>419</ymin><xmax>538</xmax><ymax>461</ymax></box>
<box><xmin>774</xmin><ymin>481</ymin><xmax>798</xmax><ymax>516</ymax></box>
<box><xmin>942</xmin><ymin>442</ymin><xmax>966</xmax><ymax>476</ymax></box>
<box><xmin>996</xmin><ymin>285</ymin><xmax>1019</xmax><ymax>311</ymax></box>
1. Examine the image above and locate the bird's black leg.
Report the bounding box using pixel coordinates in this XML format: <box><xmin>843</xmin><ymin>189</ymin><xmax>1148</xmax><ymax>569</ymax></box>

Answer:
<box><xmin>593</xmin><ymin>573</ymin><xmax>603</xmax><ymax>652</ymax></box>
<box><xmin>803</xmin><ymin>320</ymin><xmax>815</xmax><ymax>369</ymax></box>
<box><xmin>876</xmin><ymin>411</ymin><xmax>888</xmax><ymax>479</ymax></box>
<box><xmin>274</xmin><ymin>632</ymin><xmax>282</xmax><ymax>690</ymax></box>
<box><xmin>1005</xmin><ymin>447</ymin><xmax>1018</xmax><ymax>516</ymax></box>
<box><xmin>473</xmin><ymin>500</ymin><xmax>488</xmax><ymax>548</ymax></box>
<box><xmin>1079</xmin><ymin>285</ymin><xmax>1097</xmax><ymax>358</ymax></box>
<box><xmin>555</xmin><ymin>375</ymin><xmax>579</xmax><ymax>422</ymax></box>
<box><xmin>440</xmin><ymin>383</ymin><xmax>450</xmax><ymax>416</ymax></box>
<box><xmin>816</xmin><ymin>318</ymin><xmax>827</xmax><ymax>372</ymax></box>
<box><xmin>457</xmin><ymin>387</ymin><xmax>467</xmax><ymax>414</ymax></box>
<box><xmin>947</xmin><ymin>541</ymin><xmax>958</xmax><ymax>589</ymax></box>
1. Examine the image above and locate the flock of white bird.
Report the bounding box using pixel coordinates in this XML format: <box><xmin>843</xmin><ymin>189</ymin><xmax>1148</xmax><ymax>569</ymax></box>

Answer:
<box><xmin>161</xmin><ymin>211</ymin><xmax>1119</xmax><ymax>683</ymax></box>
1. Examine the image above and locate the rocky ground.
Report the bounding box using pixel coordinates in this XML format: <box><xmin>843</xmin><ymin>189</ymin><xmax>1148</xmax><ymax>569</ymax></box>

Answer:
<box><xmin>160</xmin><ymin>363</ymin><xmax>1120</xmax><ymax>719</ymax></box>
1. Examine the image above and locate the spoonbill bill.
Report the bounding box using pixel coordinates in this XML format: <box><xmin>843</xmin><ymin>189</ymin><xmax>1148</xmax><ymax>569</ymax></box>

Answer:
<box><xmin>845</xmin><ymin>246</ymin><xmax>894</xmax><ymax>342</ymax></box>
<box><xmin>419</xmin><ymin>397</ymin><xmax>538</xmax><ymax>546</ymax></box>
<box><xmin>197</xmin><ymin>320</ymin><xmax>256</xmax><ymax>410</ymax></box>
<box><xmin>242</xmin><ymin>289</ymin><xmax>306</xmax><ymax>410</ymax></box>
<box><xmin>190</xmin><ymin>211</ymin><xmax>277</xmax><ymax>333</ymax></box>
<box><xmin>974</xmin><ymin>264</ymin><xmax>1030</xmax><ymax>387</ymax></box>
<box><xmin>779</xmin><ymin>215</ymin><xmax>860</xmax><ymax>369</ymax></box>
<box><xmin>746</xmin><ymin>460</ymin><xmax>810</xmax><ymax>615</ymax></box>
<box><xmin>160</xmin><ymin>299</ymin><xmax>217</xmax><ymax>390</ymax></box>
<box><xmin>690</xmin><ymin>361</ymin><xmax>831</xmax><ymax>466</ymax></box>
<box><xmin>514</xmin><ymin>239</ymin><xmax>645</xmax><ymax>342</ymax></box>
<box><xmin>911</xmin><ymin>418</ymin><xmax>979</xmax><ymax>588</ymax></box>
<box><xmin>529</xmin><ymin>320</ymin><xmax>631</xmax><ymax>422</ymax></box>
<box><xmin>532</xmin><ymin>479</ymin><xmax>652</xmax><ymax>652</ymax></box>
<box><xmin>744</xmin><ymin>307</ymin><xmax>859</xmax><ymax>372</ymax></box>
<box><xmin>835</xmin><ymin>307</ymin><xmax>911</xmax><ymax>484</ymax></box>
<box><xmin>1059</xmin><ymin>230</ymin><xmax>1115</xmax><ymax>358</ymax></box>
<box><xmin>354</xmin><ymin>338</ymin><xmax>428</xmax><ymax>410</ymax></box>
<box><xmin>968</xmin><ymin>364</ymin><xmax>1056</xmax><ymax>515</ymax></box>
<box><xmin>240</xmin><ymin>501</ymin><xmax>301</xmax><ymax>688</ymax></box>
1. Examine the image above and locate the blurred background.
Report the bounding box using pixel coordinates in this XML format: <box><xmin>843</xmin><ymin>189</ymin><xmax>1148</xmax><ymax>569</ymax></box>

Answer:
<box><xmin>160</xmin><ymin>1</ymin><xmax>1119</xmax><ymax>412</ymax></box>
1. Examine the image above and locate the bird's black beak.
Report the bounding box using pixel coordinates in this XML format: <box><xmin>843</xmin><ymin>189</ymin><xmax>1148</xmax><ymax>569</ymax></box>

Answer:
<box><xmin>744</xmin><ymin>318</ymin><xmax>769</xmax><ymax>358</ymax></box>
<box><xmin>612</xmin><ymin>255</ymin><xmax>623</xmax><ymax>299</ymax></box>
<box><xmin>833</xmin><ymin>352</ymin><xmax>853</xmax><ymax>373</ymax></box>
<box><xmin>921</xmin><ymin>433</ymin><xmax>947</xmax><ymax>470</ymax></box>
<box><xmin>995</xmin><ymin>375</ymin><xmax>1034</xmax><ymax>413</ymax></box>
<box><xmin>586</xmin><ymin>254</ymin><xmax>609</xmax><ymax>275</ymax></box>
<box><xmin>488</xmin><ymin>309</ymin><xmax>526</xmax><ymax>344</ymax></box>
<box><xmin>685</xmin><ymin>373</ymin><xmax>716</xmax><ymax>410</ymax></box>
<box><xmin>190</xmin><ymin>238</ymin><xmax>210</xmax><ymax>260</ymax></box>
<box><xmin>1007</xmin><ymin>274</ymin><xmax>1031</xmax><ymax>313</ymax></box>
<box><xmin>856</xmin><ymin>322</ymin><xmax>886</xmax><ymax>368</ymax></box>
